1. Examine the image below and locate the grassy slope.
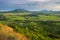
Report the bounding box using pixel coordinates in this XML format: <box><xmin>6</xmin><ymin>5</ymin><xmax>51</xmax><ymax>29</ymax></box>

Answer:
<box><xmin>0</xmin><ymin>23</ymin><xmax>28</xmax><ymax>40</ymax></box>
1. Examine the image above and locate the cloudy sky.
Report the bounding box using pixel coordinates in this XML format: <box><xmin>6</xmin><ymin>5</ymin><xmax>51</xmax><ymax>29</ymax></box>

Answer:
<box><xmin>0</xmin><ymin>0</ymin><xmax>60</xmax><ymax>11</ymax></box>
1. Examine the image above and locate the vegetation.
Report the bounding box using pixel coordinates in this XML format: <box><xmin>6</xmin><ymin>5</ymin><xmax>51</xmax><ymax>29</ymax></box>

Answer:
<box><xmin>0</xmin><ymin>23</ymin><xmax>28</xmax><ymax>40</ymax></box>
<box><xmin>0</xmin><ymin>10</ymin><xmax>60</xmax><ymax>40</ymax></box>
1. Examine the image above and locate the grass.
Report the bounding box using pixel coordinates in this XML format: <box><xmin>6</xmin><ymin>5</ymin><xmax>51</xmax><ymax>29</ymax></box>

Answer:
<box><xmin>38</xmin><ymin>15</ymin><xmax>60</xmax><ymax>21</ymax></box>
<box><xmin>0</xmin><ymin>24</ymin><xmax>28</xmax><ymax>40</ymax></box>
<box><xmin>0</xmin><ymin>21</ymin><xmax>6</xmax><ymax>24</ymax></box>
<box><xmin>6</xmin><ymin>16</ymin><xmax>26</xmax><ymax>20</ymax></box>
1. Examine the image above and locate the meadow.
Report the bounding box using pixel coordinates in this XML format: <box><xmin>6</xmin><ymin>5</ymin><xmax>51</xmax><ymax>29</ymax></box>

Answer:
<box><xmin>0</xmin><ymin>12</ymin><xmax>60</xmax><ymax>40</ymax></box>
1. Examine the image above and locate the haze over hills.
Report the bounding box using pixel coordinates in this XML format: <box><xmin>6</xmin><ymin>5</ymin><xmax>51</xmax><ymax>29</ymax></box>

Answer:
<box><xmin>0</xmin><ymin>9</ymin><xmax>60</xmax><ymax>14</ymax></box>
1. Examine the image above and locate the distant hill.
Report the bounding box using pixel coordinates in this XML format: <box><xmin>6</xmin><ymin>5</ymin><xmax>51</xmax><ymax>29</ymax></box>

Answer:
<box><xmin>7</xmin><ymin>9</ymin><xmax>29</xmax><ymax>13</ymax></box>
<box><xmin>12</xmin><ymin>9</ymin><xmax>28</xmax><ymax>12</ymax></box>
<box><xmin>0</xmin><ymin>9</ymin><xmax>29</xmax><ymax>13</ymax></box>
<box><xmin>0</xmin><ymin>9</ymin><xmax>60</xmax><ymax>14</ymax></box>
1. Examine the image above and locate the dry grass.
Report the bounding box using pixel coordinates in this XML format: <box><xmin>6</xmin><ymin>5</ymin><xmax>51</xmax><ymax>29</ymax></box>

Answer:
<box><xmin>0</xmin><ymin>23</ymin><xmax>28</xmax><ymax>40</ymax></box>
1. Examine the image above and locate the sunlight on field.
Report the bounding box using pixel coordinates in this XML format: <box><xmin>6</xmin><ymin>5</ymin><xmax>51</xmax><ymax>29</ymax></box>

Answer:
<box><xmin>38</xmin><ymin>15</ymin><xmax>60</xmax><ymax>21</ymax></box>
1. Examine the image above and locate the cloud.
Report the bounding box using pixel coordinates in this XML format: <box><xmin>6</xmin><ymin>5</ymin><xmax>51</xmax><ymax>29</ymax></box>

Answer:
<box><xmin>28</xmin><ymin>0</ymin><xmax>50</xmax><ymax>2</ymax></box>
<box><xmin>26</xmin><ymin>2</ymin><xmax>40</xmax><ymax>6</ymax></box>
<box><xmin>43</xmin><ymin>4</ymin><xmax>60</xmax><ymax>10</ymax></box>
<box><xmin>0</xmin><ymin>0</ymin><xmax>60</xmax><ymax>11</ymax></box>
<box><xmin>55</xmin><ymin>2</ymin><xmax>60</xmax><ymax>4</ymax></box>
<box><xmin>7</xmin><ymin>0</ymin><xmax>27</xmax><ymax>5</ymax></box>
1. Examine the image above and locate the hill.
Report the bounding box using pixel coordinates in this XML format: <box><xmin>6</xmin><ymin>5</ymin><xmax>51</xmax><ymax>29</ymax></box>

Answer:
<box><xmin>0</xmin><ymin>23</ymin><xmax>28</xmax><ymax>40</ymax></box>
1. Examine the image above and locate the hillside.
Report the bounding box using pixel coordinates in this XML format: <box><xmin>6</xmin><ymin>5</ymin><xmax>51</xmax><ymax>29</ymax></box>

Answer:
<box><xmin>0</xmin><ymin>11</ymin><xmax>60</xmax><ymax>40</ymax></box>
<box><xmin>0</xmin><ymin>23</ymin><xmax>28</xmax><ymax>40</ymax></box>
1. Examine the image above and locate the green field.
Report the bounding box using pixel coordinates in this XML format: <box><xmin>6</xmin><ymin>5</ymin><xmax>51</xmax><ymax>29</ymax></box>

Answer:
<box><xmin>0</xmin><ymin>12</ymin><xmax>60</xmax><ymax>40</ymax></box>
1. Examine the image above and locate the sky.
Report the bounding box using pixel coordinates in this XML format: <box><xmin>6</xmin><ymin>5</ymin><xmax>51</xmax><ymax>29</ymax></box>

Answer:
<box><xmin>0</xmin><ymin>0</ymin><xmax>60</xmax><ymax>11</ymax></box>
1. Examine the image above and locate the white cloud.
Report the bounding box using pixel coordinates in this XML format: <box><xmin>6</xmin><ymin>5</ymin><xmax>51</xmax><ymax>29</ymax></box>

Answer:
<box><xmin>8</xmin><ymin>0</ymin><xmax>50</xmax><ymax>5</ymax></box>
<box><xmin>1</xmin><ymin>0</ymin><xmax>60</xmax><ymax>11</ymax></box>
<box><xmin>8</xmin><ymin>0</ymin><xmax>27</xmax><ymax>5</ymax></box>
<box><xmin>28</xmin><ymin>0</ymin><xmax>50</xmax><ymax>2</ymax></box>
<box><xmin>43</xmin><ymin>4</ymin><xmax>60</xmax><ymax>10</ymax></box>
